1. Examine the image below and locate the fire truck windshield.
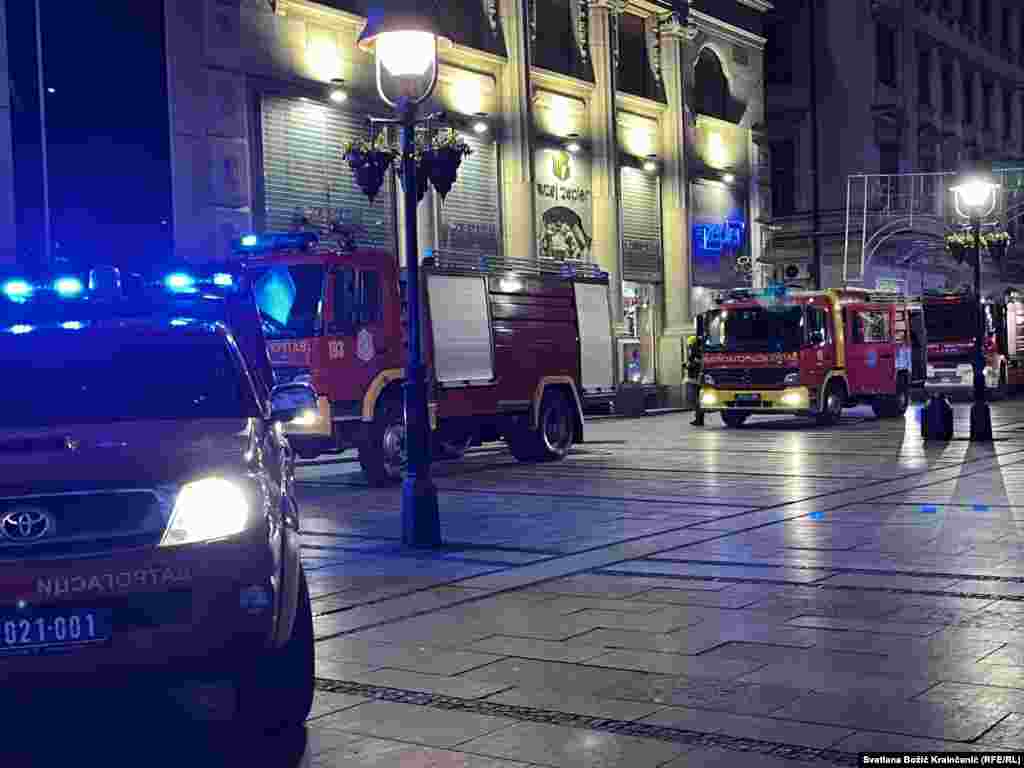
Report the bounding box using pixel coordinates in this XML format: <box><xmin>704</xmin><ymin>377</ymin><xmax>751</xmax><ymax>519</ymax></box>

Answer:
<box><xmin>924</xmin><ymin>301</ymin><xmax>988</xmax><ymax>342</ymax></box>
<box><xmin>705</xmin><ymin>305</ymin><xmax>804</xmax><ymax>353</ymax></box>
<box><xmin>0</xmin><ymin>334</ymin><xmax>260</xmax><ymax>427</ymax></box>
<box><xmin>250</xmin><ymin>264</ymin><xmax>324</xmax><ymax>339</ymax></box>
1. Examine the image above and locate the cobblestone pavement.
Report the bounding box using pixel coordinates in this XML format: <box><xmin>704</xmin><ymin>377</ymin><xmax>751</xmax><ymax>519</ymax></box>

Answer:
<box><xmin>19</xmin><ymin>403</ymin><xmax>1023</xmax><ymax>767</ymax></box>
<box><xmin>280</xmin><ymin>401</ymin><xmax>1024</xmax><ymax>766</ymax></box>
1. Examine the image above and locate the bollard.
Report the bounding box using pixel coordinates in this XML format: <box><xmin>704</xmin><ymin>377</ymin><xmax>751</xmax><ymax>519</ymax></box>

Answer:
<box><xmin>921</xmin><ymin>393</ymin><xmax>954</xmax><ymax>441</ymax></box>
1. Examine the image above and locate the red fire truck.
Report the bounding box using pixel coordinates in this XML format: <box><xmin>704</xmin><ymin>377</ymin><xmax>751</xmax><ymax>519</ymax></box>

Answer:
<box><xmin>922</xmin><ymin>288</ymin><xmax>1016</xmax><ymax>397</ymax></box>
<box><xmin>233</xmin><ymin>233</ymin><xmax>617</xmax><ymax>484</ymax></box>
<box><xmin>699</xmin><ymin>287</ymin><xmax>927</xmax><ymax>426</ymax></box>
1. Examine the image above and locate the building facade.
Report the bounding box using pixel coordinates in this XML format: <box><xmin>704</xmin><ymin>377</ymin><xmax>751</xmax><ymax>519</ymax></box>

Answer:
<box><xmin>0</xmin><ymin>0</ymin><xmax>769</xmax><ymax>404</ymax></box>
<box><xmin>765</xmin><ymin>0</ymin><xmax>1024</xmax><ymax>294</ymax></box>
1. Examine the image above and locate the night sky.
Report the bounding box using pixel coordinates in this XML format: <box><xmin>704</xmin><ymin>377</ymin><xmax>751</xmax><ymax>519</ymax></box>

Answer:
<box><xmin>6</xmin><ymin>0</ymin><xmax>174</xmax><ymax>272</ymax></box>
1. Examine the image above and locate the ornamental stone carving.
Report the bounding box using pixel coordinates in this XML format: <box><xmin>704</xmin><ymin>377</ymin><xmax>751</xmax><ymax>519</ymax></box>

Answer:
<box><xmin>569</xmin><ymin>0</ymin><xmax>589</xmax><ymax>64</ymax></box>
<box><xmin>482</xmin><ymin>0</ymin><xmax>499</xmax><ymax>33</ymax></box>
<box><xmin>645</xmin><ymin>15</ymin><xmax>661</xmax><ymax>83</ymax></box>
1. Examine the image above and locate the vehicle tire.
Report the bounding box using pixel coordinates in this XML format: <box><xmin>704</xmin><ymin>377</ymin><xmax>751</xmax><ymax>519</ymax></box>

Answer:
<box><xmin>359</xmin><ymin>397</ymin><xmax>406</xmax><ymax>486</ymax></box>
<box><xmin>507</xmin><ymin>390</ymin><xmax>574</xmax><ymax>463</ymax></box>
<box><xmin>236</xmin><ymin>568</ymin><xmax>314</xmax><ymax>734</ymax></box>
<box><xmin>720</xmin><ymin>409</ymin><xmax>748</xmax><ymax>428</ymax></box>
<box><xmin>815</xmin><ymin>381</ymin><xmax>844</xmax><ymax>426</ymax></box>
<box><xmin>872</xmin><ymin>378</ymin><xmax>909</xmax><ymax>419</ymax></box>
<box><xmin>435</xmin><ymin>432</ymin><xmax>473</xmax><ymax>460</ymax></box>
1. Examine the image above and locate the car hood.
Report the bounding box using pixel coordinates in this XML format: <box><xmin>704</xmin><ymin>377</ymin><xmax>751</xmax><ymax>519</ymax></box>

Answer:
<box><xmin>0</xmin><ymin>418</ymin><xmax>256</xmax><ymax>496</ymax></box>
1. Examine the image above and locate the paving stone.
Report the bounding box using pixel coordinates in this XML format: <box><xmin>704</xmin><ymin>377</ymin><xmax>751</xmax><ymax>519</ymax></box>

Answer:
<box><xmin>565</xmin><ymin>628</ymin><xmax>727</xmax><ymax>655</ymax></box>
<box><xmin>317</xmin><ymin>700</ymin><xmax>516</xmax><ymax>748</ymax></box>
<box><xmin>313</xmin><ymin>742</ymin><xmax>537</xmax><ymax>768</ymax></box>
<box><xmin>460</xmin><ymin>658</ymin><xmax>647</xmax><ymax>695</ymax></box>
<box><xmin>640</xmin><ymin>706</ymin><xmax>854</xmax><ymax>749</ymax></box>
<box><xmin>660</xmin><ymin>749</ymin><xmax>824</xmax><ymax>767</ymax></box>
<box><xmin>776</xmin><ymin>690</ymin><xmax>1006</xmax><ymax>741</ymax></box>
<box><xmin>599</xmin><ymin>674</ymin><xmax>808</xmax><ymax>714</ymax></box>
<box><xmin>584</xmin><ymin>649</ymin><xmax>766</xmax><ymax>678</ymax></box>
<box><xmin>457</xmin><ymin>722</ymin><xmax>689</xmax><ymax>768</ymax></box>
<box><xmin>463</xmin><ymin>636</ymin><xmax>610</xmax><ymax>663</ymax></box>
<box><xmin>343</xmin><ymin>668</ymin><xmax>514</xmax><ymax>698</ymax></box>
<box><xmin>783</xmin><ymin>615</ymin><xmax>945</xmax><ymax>636</ymax></box>
<box><xmin>308</xmin><ymin>691</ymin><xmax>370</xmax><ymax>720</ymax></box>
<box><xmin>833</xmin><ymin>731</ymin><xmax>994</xmax><ymax>753</ymax></box>
<box><xmin>564</xmin><ymin>608</ymin><xmax>705</xmax><ymax>632</ymax></box>
<box><xmin>978</xmin><ymin>712</ymin><xmax>1024</xmax><ymax>748</ymax></box>
<box><xmin>483</xmin><ymin>687</ymin><xmax>666</xmax><ymax>721</ymax></box>
<box><xmin>319</xmin><ymin>642</ymin><xmax>503</xmax><ymax>675</ymax></box>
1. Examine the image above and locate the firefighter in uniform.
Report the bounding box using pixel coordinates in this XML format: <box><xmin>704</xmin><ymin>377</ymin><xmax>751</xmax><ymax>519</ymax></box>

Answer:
<box><xmin>688</xmin><ymin>335</ymin><xmax>704</xmax><ymax>426</ymax></box>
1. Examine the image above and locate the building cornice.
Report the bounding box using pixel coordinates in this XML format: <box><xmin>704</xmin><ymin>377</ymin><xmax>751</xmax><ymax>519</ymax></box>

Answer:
<box><xmin>689</xmin><ymin>9</ymin><xmax>767</xmax><ymax>50</ymax></box>
<box><xmin>616</xmin><ymin>91</ymin><xmax>668</xmax><ymax>118</ymax></box>
<box><xmin>278</xmin><ymin>0</ymin><xmax>364</xmax><ymax>30</ymax></box>
<box><xmin>530</xmin><ymin>67</ymin><xmax>595</xmax><ymax>101</ymax></box>
<box><xmin>737</xmin><ymin>0</ymin><xmax>774</xmax><ymax>11</ymax></box>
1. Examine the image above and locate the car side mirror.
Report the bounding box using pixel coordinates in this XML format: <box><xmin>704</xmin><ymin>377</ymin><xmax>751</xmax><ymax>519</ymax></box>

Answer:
<box><xmin>270</xmin><ymin>382</ymin><xmax>318</xmax><ymax>423</ymax></box>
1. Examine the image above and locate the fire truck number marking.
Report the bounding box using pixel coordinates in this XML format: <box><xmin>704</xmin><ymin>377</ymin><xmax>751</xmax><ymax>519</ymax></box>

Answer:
<box><xmin>329</xmin><ymin>340</ymin><xmax>345</xmax><ymax>360</ymax></box>
<box><xmin>357</xmin><ymin>329</ymin><xmax>375</xmax><ymax>362</ymax></box>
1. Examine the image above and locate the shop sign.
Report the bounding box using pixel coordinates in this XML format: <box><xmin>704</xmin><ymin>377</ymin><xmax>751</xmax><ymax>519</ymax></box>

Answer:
<box><xmin>534</xmin><ymin>147</ymin><xmax>594</xmax><ymax>262</ymax></box>
<box><xmin>690</xmin><ymin>179</ymin><xmax>749</xmax><ymax>289</ymax></box>
<box><xmin>441</xmin><ymin>221</ymin><xmax>499</xmax><ymax>254</ymax></box>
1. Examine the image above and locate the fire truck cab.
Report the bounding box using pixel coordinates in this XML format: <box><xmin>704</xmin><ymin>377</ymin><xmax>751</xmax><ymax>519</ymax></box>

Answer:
<box><xmin>700</xmin><ymin>287</ymin><xmax>926</xmax><ymax>427</ymax></box>
<box><xmin>923</xmin><ymin>288</ymin><xmax>1010</xmax><ymax>397</ymax></box>
<box><xmin>234</xmin><ymin>233</ymin><xmax>617</xmax><ymax>484</ymax></box>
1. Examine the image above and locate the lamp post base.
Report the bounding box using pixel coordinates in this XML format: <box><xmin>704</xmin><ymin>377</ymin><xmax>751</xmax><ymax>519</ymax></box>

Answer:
<box><xmin>401</xmin><ymin>473</ymin><xmax>441</xmax><ymax>548</ymax></box>
<box><xmin>969</xmin><ymin>400</ymin><xmax>993</xmax><ymax>442</ymax></box>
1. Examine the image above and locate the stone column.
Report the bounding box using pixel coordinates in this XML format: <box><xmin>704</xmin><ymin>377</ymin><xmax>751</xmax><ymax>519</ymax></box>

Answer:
<box><xmin>993</xmin><ymin>81</ymin><xmax>1005</xmax><ymax>145</ymax></box>
<box><xmin>973</xmin><ymin>70</ymin><xmax>984</xmax><ymax>145</ymax></box>
<box><xmin>0</xmin><ymin>0</ymin><xmax>16</xmax><ymax>263</ymax></box>
<box><xmin>952</xmin><ymin>58</ymin><xmax>964</xmax><ymax>128</ymax></box>
<box><xmin>499</xmin><ymin>0</ymin><xmax>536</xmax><ymax>261</ymax></box>
<box><xmin>929</xmin><ymin>47</ymin><xmax>942</xmax><ymax>124</ymax></box>
<box><xmin>588</xmin><ymin>0</ymin><xmax>625</xmax><ymax>333</ymax></box>
<box><xmin>655</xmin><ymin>11</ymin><xmax>695</xmax><ymax>406</ymax></box>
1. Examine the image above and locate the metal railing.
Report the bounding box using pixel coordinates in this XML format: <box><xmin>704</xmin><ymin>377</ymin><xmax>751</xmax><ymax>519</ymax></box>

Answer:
<box><xmin>424</xmin><ymin>251</ymin><xmax>609</xmax><ymax>279</ymax></box>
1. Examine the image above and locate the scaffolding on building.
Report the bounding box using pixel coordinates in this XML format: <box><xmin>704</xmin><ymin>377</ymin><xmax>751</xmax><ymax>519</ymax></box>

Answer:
<box><xmin>842</xmin><ymin>168</ymin><xmax>1024</xmax><ymax>286</ymax></box>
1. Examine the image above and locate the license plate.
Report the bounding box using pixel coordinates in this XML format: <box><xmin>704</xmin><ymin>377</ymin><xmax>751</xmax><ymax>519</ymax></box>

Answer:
<box><xmin>734</xmin><ymin>393</ymin><xmax>761</xmax><ymax>402</ymax></box>
<box><xmin>0</xmin><ymin>608</ymin><xmax>111</xmax><ymax>655</ymax></box>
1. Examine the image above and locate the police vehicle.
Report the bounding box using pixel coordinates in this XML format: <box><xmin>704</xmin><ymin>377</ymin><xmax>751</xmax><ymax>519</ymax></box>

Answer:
<box><xmin>0</xmin><ymin>265</ymin><xmax>317</xmax><ymax>731</ymax></box>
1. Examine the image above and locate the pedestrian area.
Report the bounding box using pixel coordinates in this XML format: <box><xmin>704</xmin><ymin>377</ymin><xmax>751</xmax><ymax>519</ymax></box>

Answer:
<box><xmin>297</xmin><ymin>402</ymin><xmax>1024</xmax><ymax>766</ymax></box>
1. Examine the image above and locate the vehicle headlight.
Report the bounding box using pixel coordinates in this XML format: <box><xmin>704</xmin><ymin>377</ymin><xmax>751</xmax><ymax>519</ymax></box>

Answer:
<box><xmin>160</xmin><ymin>478</ymin><xmax>252</xmax><ymax>547</ymax></box>
<box><xmin>292</xmin><ymin>408</ymin><xmax>319</xmax><ymax>426</ymax></box>
<box><xmin>926</xmin><ymin>365</ymin><xmax>935</xmax><ymax>377</ymax></box>
<box><xmin>784</xmin><ymin>372</ymin><xmax>800</xmax><ymax>385</ymax></box>
<box><xmin>703</xmin><ymin>373</ymin><xmax>715</xmax><ymax>386</ymax></box>
<box><xmin>781</xmin><ymin>390</ymin><xmax>805</xmax><ymax>407</ymax></box>
<box><xmin>701</xmin><ymin>391</ymin><xmax>717</xmax><ymax>406</ymax></box>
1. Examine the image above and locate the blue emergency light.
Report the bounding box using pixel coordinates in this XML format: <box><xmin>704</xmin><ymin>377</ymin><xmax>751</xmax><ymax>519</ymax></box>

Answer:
<box><xmin>233</xmin><ymin>232</ymin><xmax>319</xmax><ymax>253</ymax></box>
<box><xmin>9</xmin><ymin>324</ymin><xmax>33</xmax><ymax>334</ymax></box>
<box><xmin>213</xmin><ymin>272</ymin><xmax>234</xmax><ymax>287</ymax></box>
<box><xmin>2</xmin><ymin>279</ymin><xmax>33</xmax><ymax>301</ymax></box>
<box><xmin>53</xmin><ymin>276</ymin><xmax>84</xmax><ymax>298</ymax></box>
<box><xmin>164</xmin><ymin>272</ymin><xmax>196</xmax><ymax>292</ymax></box>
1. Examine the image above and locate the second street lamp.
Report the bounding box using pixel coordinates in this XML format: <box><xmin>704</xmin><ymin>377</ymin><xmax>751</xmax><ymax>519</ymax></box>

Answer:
<box><xmin>950</xmin><ymin>168</ymin><xmax>1001</xmax><ymax>443</ymax></box>
<box><xmin>358</xmin><ymin>3</ymin><xmax>451</xmax><ymax>548</ymax></box>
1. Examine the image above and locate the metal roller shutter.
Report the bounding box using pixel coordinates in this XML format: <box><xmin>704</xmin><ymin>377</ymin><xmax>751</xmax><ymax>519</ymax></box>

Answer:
<box><xmin>620</xmin><ymin>166</ymin><xmax>663</xmax><ymax>282</ymax></box>
<box><xmin>261</xmin><ymin>94</ymin><xmax>396</xmax><ymax>251</ymax></box>
<box><xmin>437</xmin><ymin>133</ymin><xmax>501</xmax><ymax>260</ymax></box>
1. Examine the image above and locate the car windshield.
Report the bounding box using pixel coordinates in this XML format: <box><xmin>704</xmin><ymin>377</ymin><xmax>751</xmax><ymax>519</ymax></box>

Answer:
<box><xmin>249</xmin><ymin>264</ymin><xmax>324</xmax><ymax>339</ymax></box>
<box><xmin>925</xmin><ymin>302</ymin><xmax>984</xmax><ymax>342</ymax></box>
<box><xmin>705</xmin><ymin>305</ymin><xmax>804</xmax><ymax>353</ymax></box>
<box><xmin>0</xmin><ymin>333</ymin><xmax>259</xmax><ymax>427</ymax></box>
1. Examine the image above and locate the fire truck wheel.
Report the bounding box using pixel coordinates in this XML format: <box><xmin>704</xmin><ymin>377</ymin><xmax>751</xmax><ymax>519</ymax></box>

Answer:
<box><xmin>872</xmin><ymin>378</ymin><xmax>909</xmax><ymax>419</ymax></box>
<box><xmin>236</xmin><ymin>568</ymin><xmax>314</xmax><ymax>733</ymax></box>
<box><xmin>815</xmin><ymin>382</ymin><xmax>844</xmax><ymax>426</ymax></box>
<box><xmin>721</xmin><ymin>410</ymin><xmax>748</xmax><ymax>428</ymax></box>
<box><xmin>360</xmin><ymin>398</ymin><xmax>406</xmax><ymax>486</ymax></box>
<box><xmin>507</xmin><ymin>390</ymin><xmax>574</xmax><ymax>462</ymax></box>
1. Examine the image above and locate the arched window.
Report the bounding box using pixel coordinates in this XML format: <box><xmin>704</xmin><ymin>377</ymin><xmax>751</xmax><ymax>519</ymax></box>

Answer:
<box><xmin>693</xmin><ymin>48</ymin><xmax>730</xmax><ymax>121</ymax></box>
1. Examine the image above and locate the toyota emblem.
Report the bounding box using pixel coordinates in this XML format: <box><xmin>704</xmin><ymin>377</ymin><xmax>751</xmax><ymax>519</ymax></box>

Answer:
<box><xmin>0</xmin><ymin>508</ymin><xmax>54</xmax><ymax>542</ymax></box>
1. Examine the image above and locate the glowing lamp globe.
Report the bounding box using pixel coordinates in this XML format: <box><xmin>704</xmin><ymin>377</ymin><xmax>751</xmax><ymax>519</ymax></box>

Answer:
<box><xmin>357</xmin><ymin>2</ymin><xmax>451</xmax><ymax>106</ymax></box>
<box><xmin>953</xmin><ymin>180</ymin><xmax>996</xmax><ymax>212</ymax></box>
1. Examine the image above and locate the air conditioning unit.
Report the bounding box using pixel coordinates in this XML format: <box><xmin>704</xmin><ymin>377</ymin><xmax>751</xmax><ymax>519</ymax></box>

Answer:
<box><xmin>778</xmin><ymin>262</ymin><xmax>812</xmax><ymax>282</ymax></box>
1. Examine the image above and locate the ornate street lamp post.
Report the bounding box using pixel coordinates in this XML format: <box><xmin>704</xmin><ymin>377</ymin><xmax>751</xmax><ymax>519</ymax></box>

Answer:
<box><xmin>951</xmin><ymin>168</ymin><xmax>1000</xmax><ymax>443</ymax></box>
<box><xmin>358</xmin><ymin>3</ymin><xmax>451</xmax><ymax>547</ymax></box>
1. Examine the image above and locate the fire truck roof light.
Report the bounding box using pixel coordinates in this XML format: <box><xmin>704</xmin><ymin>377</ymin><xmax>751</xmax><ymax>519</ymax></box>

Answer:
<box><xmin>2</xmin><ymin>279</ymin><xmax>33</xmax><ymax>301</ymax></box>
<box><xmin>213</xmin><ymin>273</ymin><xmax>234</xmax><ymax>287</ymax></box>
<box><xmin>8</xmin><ymin>324</ymin><xmax>33</xmax><ymax>334</ymax></box>
<box><xmin>240</xmin><ymin>235</ymin><xmax>259</xmax><ymax>247</ymax></box>
<box><xmin>164</xmin><ymin>272</ymin><xmax>196</xmax><ymax>292</ymax></box>
<box><xmin>53</xmin><ymin>276</ymin><xmax>84</xmax><ymax>297</ymax></box>
<box><xmin>233</xmin><ymin>232</ymin><xmax>319</xmax><ymax>252</ymax></box>
<box><xmin>61</xmin><ymin>321</ymin><xmax>85</xmax><ymax>330</ymax></box>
